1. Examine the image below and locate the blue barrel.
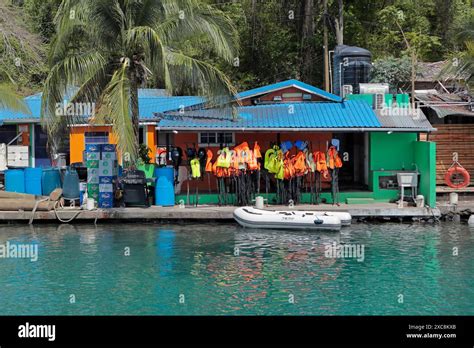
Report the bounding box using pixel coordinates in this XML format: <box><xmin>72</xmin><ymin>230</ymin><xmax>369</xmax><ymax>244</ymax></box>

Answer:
<box><xmin>41</xmin><ymin>168</ymin><xmax>62</xmax><ymax>196</ymax></box>
<box><xmin>62</xmin><ymin>168</ymin><xmax>80</xmax><ymax>199</ymax></box>
<box><xmin>155</xmin><ymin>167</ymin><xmax>175</xmax><ymax>206</ymax></box>
<box><xmin>24</xmin><ymin>168</ymin><xmax>43</xmax><ymax>195</ymax></box>
<box><xmin>5</xmin><ymin>169</ymin><xmax>25</xmax><ymax>193</ymax></box>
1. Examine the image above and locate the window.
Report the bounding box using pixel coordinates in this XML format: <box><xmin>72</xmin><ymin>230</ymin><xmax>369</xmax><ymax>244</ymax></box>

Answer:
<box><xmin>199</xmin><ymin>132</ymin><xmax>234</xmax><ymax>146</ymax></box>
<box><xmin>85</xmin><ymin>132</ymin><xmax>109</xmax><ymax>144</ymax></box>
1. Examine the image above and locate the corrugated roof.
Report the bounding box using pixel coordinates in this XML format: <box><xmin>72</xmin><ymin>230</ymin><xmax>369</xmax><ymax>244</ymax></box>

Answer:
<box><xmin>156</xmin><ymin>101</ymin><xmax>380</xmax><ymax>130</ymax></box>
<box><xmin>0</xmin><ymin>93</ymin><xmax>42</xmax><ymax>122</ymax></box>
<box><xmin>139</xmin><ymin>96</ymin><xmax>205</xmax><ymax>119</ymax></box>
<box><xmin>236</xmin><ymin>79</ymin><xmax>343</xmax><ymax>102</ymax></box>
<box><xmin>415</xmin><ymin>92</ymin><xmax>474</xmax><ymax>118</ymax></box>
<box><xmin>374</xmin><ymin>108</ymin><xmax>435</xmax><ymax>131</ymax></box>
<box><xmin>0</xmin><ymin>89</ymin><xmax>204</xmax><ymax>123</ymax></box>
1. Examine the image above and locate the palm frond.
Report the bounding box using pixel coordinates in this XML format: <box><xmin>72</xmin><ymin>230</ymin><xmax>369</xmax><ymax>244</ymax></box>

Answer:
<box><xmin>0</xmin><ymin>84</ymin><xmax>30</xmax><ymax>114</ymax></box>
<box><xmin>94</xmin><ymin>61</ymin><xmax>137</xmax><ymax>160</ymax></box>
<box><xmin>165</xmin><ymin>49</ymin><xmax>238</xmax><ymax>114</ymax></box>
<box><xmin>41</xmin><ymin>51</ymin><xmax>107</xmax><ymax>135</ymax></box>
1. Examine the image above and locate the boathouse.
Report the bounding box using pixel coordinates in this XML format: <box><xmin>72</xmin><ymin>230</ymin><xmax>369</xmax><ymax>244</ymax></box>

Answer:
<box><xmin>153</xmin><ymin>80</ymin><xmax>437</xmax><ymax>207</ymax></box>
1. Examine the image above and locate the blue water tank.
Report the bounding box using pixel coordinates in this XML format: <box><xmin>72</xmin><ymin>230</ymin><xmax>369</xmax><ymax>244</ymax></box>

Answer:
<box><xmin>41</xmin><ymin>168</ymin><xmax>62</xmax><ymax>196</ymax></box>
<box><xmin>63</xmin><ymin>168</ymin><xmax>80</xmax><ymax>199</ymax></box>
<box><xmin>24</xmin><ymin>168</ymin><xmax>43</xmax><ymax>195</ymax></box>
<box><xmin>155</xmin><ymin>167</ymin><xmax>175</xmax><ymax>206</ymax></box>
<box><xmin>5</xmin><ymin>169</ymin><xmax>25</xmax><ymax>193</ymax></box>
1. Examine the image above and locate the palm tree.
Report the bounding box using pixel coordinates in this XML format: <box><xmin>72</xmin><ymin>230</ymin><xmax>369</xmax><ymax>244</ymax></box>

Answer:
<box><xmin>0</xmin><ymin>84</ymin><xmax>30</xmax><ymax>113</ymax></box>
<box><xmin>440</xmin><ymin>19</ymin><xmax>474</xmax><ymax>90</ymax></box>
<box><xmin>42</xmin><ymin>0</ymin><xmax>238</xmax><ymax>160</ymax></box>
<box><xmin>0</xmin><ymin>71</ymin><xmax>30</xmax><ymax>114</ymax></box>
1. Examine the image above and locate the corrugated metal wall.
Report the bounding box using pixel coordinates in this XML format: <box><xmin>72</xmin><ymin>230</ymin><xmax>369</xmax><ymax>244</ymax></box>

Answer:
<box><xmin>429</xmin><ymin>124</ymin><xmax>474</xmax><ymax>185</ymax></box>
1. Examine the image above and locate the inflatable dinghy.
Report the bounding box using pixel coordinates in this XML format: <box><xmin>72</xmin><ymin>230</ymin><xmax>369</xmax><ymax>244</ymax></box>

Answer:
<box><xmin>233</xmin><ymin>207</ymin><xmax>342</xmax><ymax>231</ymax></box>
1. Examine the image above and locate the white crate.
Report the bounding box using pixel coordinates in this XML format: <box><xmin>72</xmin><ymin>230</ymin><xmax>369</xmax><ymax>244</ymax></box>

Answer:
<box><xmin>7</xmin><ymin>145</ymin><xmax>29</xmax><ymax>167</ymax></box>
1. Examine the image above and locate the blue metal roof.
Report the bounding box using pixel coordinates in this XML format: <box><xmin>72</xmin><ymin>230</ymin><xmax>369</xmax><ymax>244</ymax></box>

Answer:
<box><xmin>236</xmin><ymin>79</ymin><xmax>343</xmax><ymax>102</ymax></box>
<box><xmin>0</xmin><ymin>93</ymin><xmax>42</xmax><ymax>122</ymax></box>
<box><xmin>139</xmin><ymin>96</ymin><xmax>205</xmax><ymax>119</ymax></box>
<box><xmin>0</xmin><ymin>89</ymin><xmax>204</xmax><ymax>123</ymax></box>
<box><xmin>156</xmin><ymin>101</ymin><xmax>381</xmax><ymax>130</ymax></box>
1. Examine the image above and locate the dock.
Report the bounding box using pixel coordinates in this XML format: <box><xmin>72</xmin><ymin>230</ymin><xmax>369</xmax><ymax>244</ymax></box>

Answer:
<box><xmin>0</xmin><ymin>202</ymin><xmax>441</xmax><ymax>223</ymax></box>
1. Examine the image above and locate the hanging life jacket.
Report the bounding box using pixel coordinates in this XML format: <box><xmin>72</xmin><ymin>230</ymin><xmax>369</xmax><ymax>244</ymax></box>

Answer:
<box><xmin>314</xmin><ymin>151</ymin><xmax>328</xmax><ymax>172</ymax></box>
<box><xmin>253</xmin><ymin>142</ymin><xmax>262</xmax><ymax>159</ymax></box>
<box><xmin>305</xmin><ymin>149</ymin><xmax>316</xmax><ymax>172</ymax></box>
<box><xmin>328</xmin><ymin>146</ymin><xmax>343</xmax><ymax>170</ymax></box>
<box><xmin>264</xmin><ymin>148</ymin><xmax>275</xmax><ymax>171</ymax></box>
<box><xmin>283</xmin><ymin>152</ymin><xmax>296</xmax><ymax>180</ymax></box>
<box><xmin>216</xmin><ymin>147</ymin><xmax>231</xmax><ymax>168</ymax></box>
<box><xmin>205</xmin><ymin>150</ymin><xmax>213</xmax><ymax>172</ymax></box>
<box><xmin>292</xmin><ymin>151</ymin><xmax>307</xmax><ymax>176</ymax></box>
<box><xmin>190</xmin><ymin>158</ymin><xmax>201</xmax><ymax>178</ymax></box>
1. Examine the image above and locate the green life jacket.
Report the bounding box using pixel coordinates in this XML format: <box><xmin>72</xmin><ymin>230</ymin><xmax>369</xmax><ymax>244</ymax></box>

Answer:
<box><xmin>216</xmin><ymin>147</ymin><xmax>231</xmax><ymax>168</ymax></box>
<box><xmin>190</xmin><ymin>158</ymin><xmax>201</xmax><ymax>178</ymax></box>
<box><xmin>264</xmin><ymin>149</ymin><xmax>275</xmax><ymax>171</ymax></box>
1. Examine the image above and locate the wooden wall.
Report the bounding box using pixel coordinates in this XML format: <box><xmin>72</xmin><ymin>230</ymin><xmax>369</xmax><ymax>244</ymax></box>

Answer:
<box><xmin>428</xmin><ymin>124</ymin><xmax>474</xmax><ymax>185</ymax></box>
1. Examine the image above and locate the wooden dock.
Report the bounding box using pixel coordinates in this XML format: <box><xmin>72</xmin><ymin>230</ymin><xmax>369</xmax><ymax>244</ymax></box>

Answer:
<box><xmin>0</xmin><ymin>202</ymin><xmax>441</xmax><ymax>223</ymax></box>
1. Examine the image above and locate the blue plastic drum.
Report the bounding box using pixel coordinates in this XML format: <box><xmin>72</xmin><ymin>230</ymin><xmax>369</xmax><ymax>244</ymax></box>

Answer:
<box><xmin>41</xmin><ymin>168</ymin><xmax>62</xmax><ymax>196</ymax></box>
<box><xmin>5</xmin><ymin>169</ymin><xmax>25</xmax><ymax>193</ymax></box>
<box><xmin>154</xmin><ymin>167</ymin><xmax>175</xmax><ymax>206</ymax></box>
<box><xmin>24</xmin><ymin>168</ymin><xmax>43</xmax><ymax>195</ymax></box>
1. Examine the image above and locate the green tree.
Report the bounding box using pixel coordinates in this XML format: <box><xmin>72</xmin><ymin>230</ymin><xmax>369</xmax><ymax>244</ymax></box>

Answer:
<box><xmin>42</xmin><ymin>0</ymin><xmax>238</xmax><ymax>160</ymax></box>
<box><xmin>371</xmin><ymin>56</ymin><xmax>413</xmax><ymax>93</ymax></box>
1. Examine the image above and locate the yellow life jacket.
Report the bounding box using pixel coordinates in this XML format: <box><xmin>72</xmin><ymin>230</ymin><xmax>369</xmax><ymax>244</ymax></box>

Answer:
<box><xmin>264</xmin><ymin>148</ymin><xmax>275</xmax><ymax>171</ymax></box>
<box><xmin>190</xmin><ymin>158</ymin><xmax>201</xmax><ymax>178</ymax></box>
<box><xmin>216</xmin><ymin>147</ymin><xmax>231</xmax><ymax>168</ymax></box>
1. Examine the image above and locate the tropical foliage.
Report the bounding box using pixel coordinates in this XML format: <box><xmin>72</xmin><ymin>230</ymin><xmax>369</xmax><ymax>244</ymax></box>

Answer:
<box><xmin>40</xmin><ymin>0</ymin><xmax>238</xmax><ymax>160</ymax></box>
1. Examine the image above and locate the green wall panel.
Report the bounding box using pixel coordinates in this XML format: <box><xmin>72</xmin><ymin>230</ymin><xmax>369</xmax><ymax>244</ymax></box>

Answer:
<box><xmin>414</xmin><ymin>141</ymin><xmax>436</xmax><ymax>207</ymax></box>
<box><xmin>370</xmin><ymin>132</ymin><xmax>417</xmax><ymax>171</ymax></box>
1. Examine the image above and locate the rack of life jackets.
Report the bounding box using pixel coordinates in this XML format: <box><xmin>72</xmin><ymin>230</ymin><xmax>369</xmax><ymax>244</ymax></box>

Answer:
<box><xmin>166</xmin><ymin>140</ymin><xmax>343</xmax><ymax>206</ymax></box>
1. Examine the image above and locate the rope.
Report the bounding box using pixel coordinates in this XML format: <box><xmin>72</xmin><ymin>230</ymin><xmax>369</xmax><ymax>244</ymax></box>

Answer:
<box><xmin>28</xmin><ymin>197</ymin><xmax>51</xmax><ymax>225</ymax></box>
<box><xmin>53</xmin><ymin>199</ymin><xmax>82</xmax><ymax>223</ymax></box>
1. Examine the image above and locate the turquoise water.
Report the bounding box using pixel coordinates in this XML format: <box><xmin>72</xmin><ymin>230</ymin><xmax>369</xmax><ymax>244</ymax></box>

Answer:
<box><xmin>0</xmin><ymin>222</ymin><xmax>473</xmax><ymax>315</ymax></box>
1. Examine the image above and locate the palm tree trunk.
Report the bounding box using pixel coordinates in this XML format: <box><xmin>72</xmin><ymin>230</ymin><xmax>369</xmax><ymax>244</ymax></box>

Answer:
<box><xmin>130</xmin><ymin>80</ymin><xmax>140</xmax><ymax>160</ymax></box>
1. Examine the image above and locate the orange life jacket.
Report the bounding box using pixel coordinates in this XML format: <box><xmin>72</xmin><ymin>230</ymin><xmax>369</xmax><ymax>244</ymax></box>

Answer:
<box><xmin>283</xmin><ymin>152</ymin><xmax>296</xmax><ymax>180</ymax></box>
<box><xmin>314</xmin><ymin>151</ymin><xmax>328</xmax><ymax>172</ymax></box>
<box><xmin>253</xmin><ymin>142</ymin><xmax>262</xmax><ymax>159</ymax></box>
<box><xmin>328</xmin><ymin>146</ymin><xmax>343</xmax><ymax>169</ymax></box>
<box><xmin>247</xmin><ymin>150</ymin><xmax>259</xmax><ymax>171</ymax></box>
<box><xmin>292</xmin><ymin>151</ymin><xmax>307</xmax><ymax>176</ymax></box>
<box><xmin>205</xmin><ymin>150</ymin><xmax>213</xmax><ymax>172</ymax></box>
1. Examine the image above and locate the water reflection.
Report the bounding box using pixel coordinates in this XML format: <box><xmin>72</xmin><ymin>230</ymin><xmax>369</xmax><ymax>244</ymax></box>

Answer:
<box><xmin>0</xmin><ymin>222</ymin><xmax>472</xmax><ymax>315</ymax></box>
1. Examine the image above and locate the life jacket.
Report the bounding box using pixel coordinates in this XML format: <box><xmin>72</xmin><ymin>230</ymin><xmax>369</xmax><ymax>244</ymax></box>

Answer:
<box><xmin>253</xmin><ymin>142</ymin><xmax>262</xmax><ymax>159</ymax></box>
<box><xmin>267</xmin><ymin>150</ymin><xmax>282</xmax><ymax>174</ymax></box>
<box><xmin>305</xmin><ymin>149</ymin><xmax>316</xmax><ymax>172</ymax></box>
<box><xmin>205</xmin><ymin>150</ymin><xmax>213</xmax><ymax>172</ymax></box>
<box><xmin>283</xmin><ymin>152</ymin><xmax>296</xmax><ymax>180</ymax></box>
<box><xmin>328</xmin><ymin>146</ymin><xmax>343</xmax><ymax>169</ymax></box>
<box><xmin>234</xmin><ymin>142</ymin><xmax>250</xmax><ymax>170</ymax></box>
<box><xmin>190</xmin><ymin>158</ymin><xmax>201</xmax><ymax>178</ymax></box>
<box><xmin>247</xmin><ymin>150</ymin><xmax>259</xmax><ymax>171</ymax></box>
<box><xmin>314</xmin><ymin>151</ymin><xmax>328</xmax><ymax>172</ymax></box>
<box><xmin>216</xmin><ymin>147</ymin><xmax>231</xmax><ymax>168</ymax></box>
<box><xmin>264</xmin><ymin>148</ymin><xmax>275</xmax><ymax>171</ymax></box>
<box><xmin>230</xmin><ymin>149</ymin><xmax>240</xmax><ymax>170</ymax></box>
<box><xmin>292</xmin><ymin>151</ymin><xmax>307</xmax><ymax>176</ymax></box>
